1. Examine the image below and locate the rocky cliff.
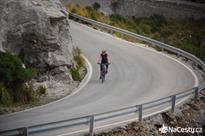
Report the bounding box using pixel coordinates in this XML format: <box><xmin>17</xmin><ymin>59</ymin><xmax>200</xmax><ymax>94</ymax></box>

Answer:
<box><xmin>0</xmin><ymin>0</ymin><xmax>74</xmax><ymax>82</ymax></box>
<box><xmin>0</xmin><ymin>0</ymin><xmax>76</xmax><ymax>97</ymax></box>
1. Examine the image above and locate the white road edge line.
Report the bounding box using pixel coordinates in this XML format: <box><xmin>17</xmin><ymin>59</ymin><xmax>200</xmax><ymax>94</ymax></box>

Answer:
<box><xmin>0</xmin><ymin>55</ymin><xmax>93</xmax><ymax>117</ymax></box>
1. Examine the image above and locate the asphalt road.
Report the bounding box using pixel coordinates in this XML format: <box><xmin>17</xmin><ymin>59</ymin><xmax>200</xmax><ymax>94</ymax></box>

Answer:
<box><xmin>0</xmin><ymin>21</ymin><xmax>197</xmax><ymax>134</ymax></box>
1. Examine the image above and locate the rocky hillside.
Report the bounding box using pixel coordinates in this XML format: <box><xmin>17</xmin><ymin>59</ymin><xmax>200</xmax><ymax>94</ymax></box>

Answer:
<box><xmin>62</xmin><ymin>0</ymin><xmax>113</xmax><ymax>15</ymax></box>
<box><xmin>0</xmin><ymin>0</ymin><xmax>73</xmax><ymax>82</ymax></box>
<box><xmin>62</xmin><ymin>0</ymin><xmax>205</xmax><ymax>19</ymax></box>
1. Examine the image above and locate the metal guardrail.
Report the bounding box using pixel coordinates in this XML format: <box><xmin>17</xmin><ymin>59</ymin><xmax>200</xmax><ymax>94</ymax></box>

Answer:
<box><xmin>0</xmin><ymin>85</ymin><xmax>204</xmax><ymax>136</ymax></box>
<box><xmin>0</xmin><ymin>13</ymin><xmax>205</xmax><ymax>136</ymax></box>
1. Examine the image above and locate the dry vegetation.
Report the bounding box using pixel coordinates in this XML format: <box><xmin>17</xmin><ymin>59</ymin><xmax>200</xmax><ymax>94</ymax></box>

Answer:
<box><xmin>66</xmin><ymin>3</ymin><xmax>205</xmax><ymax>61</ymax></box>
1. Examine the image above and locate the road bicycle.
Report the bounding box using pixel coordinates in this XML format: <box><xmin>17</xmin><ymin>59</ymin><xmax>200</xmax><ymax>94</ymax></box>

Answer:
<box><xmin>98</xmin><ymin>63</ymin><xmax>109</xmax><ymax>83</ymax></box>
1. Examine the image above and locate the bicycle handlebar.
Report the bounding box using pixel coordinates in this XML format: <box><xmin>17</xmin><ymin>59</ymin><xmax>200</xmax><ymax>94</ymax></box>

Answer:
<box><xmin>98</xmin><ymin>63</ymin><xmax>111</xmax><ymax>65</ymax></box>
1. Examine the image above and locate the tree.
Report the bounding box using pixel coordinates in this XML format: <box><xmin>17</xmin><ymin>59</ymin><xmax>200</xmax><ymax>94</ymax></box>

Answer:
<box><xmin>92</xmin><ymin>2</ymin><xmax>101</xmax><ymax>11</ymax></box>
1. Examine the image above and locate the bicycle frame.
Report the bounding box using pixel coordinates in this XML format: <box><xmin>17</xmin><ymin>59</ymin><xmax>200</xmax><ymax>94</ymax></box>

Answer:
<box><xmin>100</xmin><ymin>63</ymin><xmax>107</xmax><ymax>83</ymax></box>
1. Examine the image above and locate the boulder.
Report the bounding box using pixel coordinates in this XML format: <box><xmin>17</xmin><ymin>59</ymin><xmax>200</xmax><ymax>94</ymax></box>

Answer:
<box><xmin>0</xmin><ymin>0</ymin><xmax>74</xmax><ymax>82</ymax></box>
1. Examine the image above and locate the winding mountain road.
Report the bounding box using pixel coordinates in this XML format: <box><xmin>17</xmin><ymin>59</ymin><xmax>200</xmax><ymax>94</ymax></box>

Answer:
<box><xmin>0</xmin><ymin>21</ymin><xmax>197</xmax><ymax>135</ymax></box>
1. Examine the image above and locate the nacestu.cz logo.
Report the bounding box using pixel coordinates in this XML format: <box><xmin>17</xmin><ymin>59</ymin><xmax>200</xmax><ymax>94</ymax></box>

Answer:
<box><xmin>159</xmin><ymin>124</ymin><xmax>203</xmax><ymax>134</ymax></box>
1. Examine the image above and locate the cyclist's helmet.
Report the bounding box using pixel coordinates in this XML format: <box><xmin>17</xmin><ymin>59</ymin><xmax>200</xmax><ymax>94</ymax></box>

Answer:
<box><xmin>102</xmin><ymin>50</ymin><xmax>106</xmax><ymax>54</ymax></box>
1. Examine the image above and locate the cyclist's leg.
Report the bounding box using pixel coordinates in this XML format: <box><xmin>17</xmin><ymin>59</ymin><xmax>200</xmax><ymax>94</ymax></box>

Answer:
<box><xmin>100</xmin><ymin>64</ymin><xmax>103</xmax><ymax>79</ymax></box>
<box><xmin>100</xmin><ymin>64</ymin><xmax>103</xmax><ymax>71</ymax></box>
<box><xmin>106</xmin><ymin>63</ymin><xmax>108</xmax><ymax>73</ymax></box>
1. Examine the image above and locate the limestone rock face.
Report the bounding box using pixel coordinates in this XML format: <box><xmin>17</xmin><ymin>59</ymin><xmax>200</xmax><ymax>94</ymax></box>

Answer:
<box><xmin>0</xmin><ymin>0</ymin><xmax>74</xmax><ymax>82</ymax></box>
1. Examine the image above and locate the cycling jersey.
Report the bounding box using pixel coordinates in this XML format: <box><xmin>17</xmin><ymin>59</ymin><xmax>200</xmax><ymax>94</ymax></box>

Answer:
<box><xmin>101</xmin><ymin>53</ymin><xmax>108</xmax><ymax>64</ymax></box>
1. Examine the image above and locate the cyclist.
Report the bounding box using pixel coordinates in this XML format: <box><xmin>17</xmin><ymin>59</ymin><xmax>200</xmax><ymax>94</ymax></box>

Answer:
<box><xmin>98</xmin><ymin>50</ymin><xmax>110</xmax><ymax>78</ymax></box>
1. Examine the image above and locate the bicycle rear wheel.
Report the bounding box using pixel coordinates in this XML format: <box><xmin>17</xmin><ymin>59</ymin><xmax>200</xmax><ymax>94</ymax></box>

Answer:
<box><xmin>101</xmin><ymin>75</ymin><xmax>105</xmax><ymax>83</ymax></box>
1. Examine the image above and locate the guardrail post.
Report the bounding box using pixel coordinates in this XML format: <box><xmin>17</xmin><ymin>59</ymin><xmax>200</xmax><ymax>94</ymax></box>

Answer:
<box><xmin>176</xmin><ymin>53</ymin><xmax>180</xmax><ymax>58</ymax></box>
<box><xmin>108</xmin><ymin>30</ymin><xmax>111</xmax><ymax>34</ymax></box>
<box><xmin>171</xmin><ymin>95</ymin><xmax>176</xmax><ymax>112</ymax></box>
<box><xmin>89</xmin><ymin>116</ymin><xmax>95</xmax><ymax>136</ymax></box>
<box><xmin>192</xmin><ymin>62</ymin><xmax>198</xmax><ymax>69</ymax></box>
<box><xmin>138</xmin><ymin>105</ymin><xmax>143</xmax><ymax>121</ymax></box>
<box><xmin>194</xmin><ymin>87</ymin><xmax>199</xmax><ymax>102</ymax></box>
<box><xmin>121</xmin><ymin>33</ymin><xmax>124</xmax><ymax>38</ymax></box>
<box><xmin>24</xmin><ymin>127</ymin><xmax>28</xmax><ymax>136</ymax></box>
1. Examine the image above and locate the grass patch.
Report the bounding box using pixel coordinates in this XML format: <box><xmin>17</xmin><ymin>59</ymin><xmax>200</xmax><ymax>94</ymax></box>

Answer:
<box><xmin>0</xmin><ymin>82</ymin><xmax>12</xmax><ymax>106</ymax></box>
<box><xmin>70</xmin><ymin>47</ymin><xmax>86</xmax><ymax>81</ymax></box>
<box><xmin>153</xmin><ymin>46</ymin><xmax>162</xmax><ymax>52</ymax></box>
<box><xmin>70</xmin><ymin>68</ymin><xmax>81</xmax><ymax>81</ymax></box>
<box><xmin>36</xmin><ymin>85</ymin><xmax>47</xmax><ymax>96</ymax></box>
<box><xmin>73</xmin><ymin>47</ymin><xmax>85</xmax><ymax>69</ymax></box>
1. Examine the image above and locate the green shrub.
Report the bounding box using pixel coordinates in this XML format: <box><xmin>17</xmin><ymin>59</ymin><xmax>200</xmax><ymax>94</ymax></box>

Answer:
<box><xmin>0</xmin><ymin>82</ymin><xmax>12</xmax><ymax>106</ymax></box>
<box><xmin>152</xmin><ymin>32</ymin><xmax>161</xmax><ymax>40</ymax></box>
<box><xmin>150</xmin><ymin>15</ymin><xmax>167</xmax><ymax>31</ymax></box>
<box><xmin>174</xmin><ymin>41</ymin><xmax>205</xmax><ymax>60</ymax></box>
<box><xmin>0</xmin><ymin>52</ymin><xmax>36</xmax><ymax>88</ymax></box>
<box><xmin>110</xmin><ymin>14</ymin><xmax>125</xmax><ymax>22</ymax></box>
<box><xmin>138</xmin><ymin>23</ymin><xmax>152</xmax><ymax>35</ymax></box>
<box><xmin>0</xmin><ymin>52</ymin><xmax>37</xmax><ymax>105</ymax></box>
<box><xmin>70</xmin><ymin>68</ymin><xmax>81</xmax><ymax>81</ymax></box>
<box><xmin>36</xmin><ymin>85</ymin><xmax>47</xmax><ymax>96</ymax></box>
<box><xmin>92</xmin><ymin>2</ymin><xmax>100</xmax><ymax>10</ymax></box>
